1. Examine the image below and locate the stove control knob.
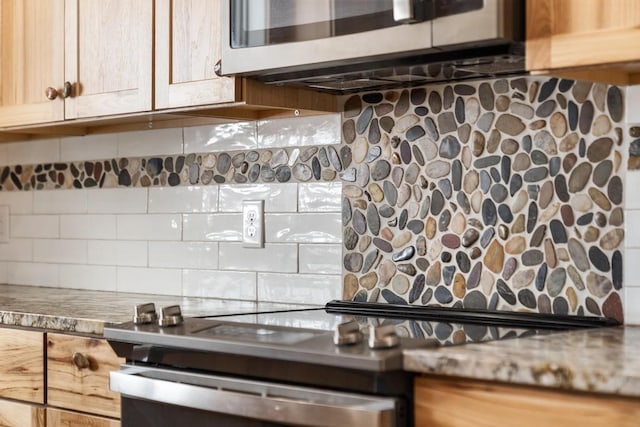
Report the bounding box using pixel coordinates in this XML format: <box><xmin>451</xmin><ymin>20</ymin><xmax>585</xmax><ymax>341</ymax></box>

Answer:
<box><xmin>159</xmin><ymin>305</ymin><xmax>184</xmax><ymax>327</ymax></box>
<box><xmin>133</xmin><ymin>303</ymin><xmax>158</xmax><ymax>325</ymax></box>
<box><xmin>368</xmin><ymin>324</ymin><xmax>400</xmax><ymax>349</ymax></box>
<box><xmin>334</xmin><ymin>320</ymin><xmax>362</xmax><ymax>346</ymax></box>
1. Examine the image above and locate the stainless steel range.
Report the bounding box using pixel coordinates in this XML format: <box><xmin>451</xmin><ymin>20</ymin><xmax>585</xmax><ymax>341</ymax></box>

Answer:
<box><xmin>104</xmin><ymin>301</ymin><xmax>617</xmax><ymax>427</ymax></box>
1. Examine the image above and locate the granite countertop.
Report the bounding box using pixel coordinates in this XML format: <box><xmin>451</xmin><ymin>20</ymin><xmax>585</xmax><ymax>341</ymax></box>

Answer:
<box><xmin>404</xmin><ymin>325</ymin><xmax>640</xmax><ymax>398</ymax></box>
<box><xmin>0</xmin><ymin>284</ymin><xmax>311</xmax><ymax>335</ymax></box>
<box><xmin>2</xmin><ymin>284</ymin><xmax>639</xmax><ymax>399</ymax></box>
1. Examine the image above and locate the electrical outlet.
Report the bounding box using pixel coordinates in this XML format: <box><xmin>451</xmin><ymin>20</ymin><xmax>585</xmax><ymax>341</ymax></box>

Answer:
<box><xmin>242</xmin><ymin>200</ymin><xmax>264</xmax><ymax>248</ymax></box>
<box><xmin>0</xmin><ymin>205</ymin><xmax>9</xmax><ymax>243</ymax></box>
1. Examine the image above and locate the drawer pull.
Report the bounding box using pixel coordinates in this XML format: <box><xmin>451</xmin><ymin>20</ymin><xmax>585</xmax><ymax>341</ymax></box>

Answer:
<box><xmin>72</xmin><ymin>352</ymin><xmax>90</xmax><ymax>370</ymax></box>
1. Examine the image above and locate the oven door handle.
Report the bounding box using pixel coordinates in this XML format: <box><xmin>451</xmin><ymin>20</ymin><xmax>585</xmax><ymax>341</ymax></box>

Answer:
<box><xmin>110</xmin><ymin>366</ymin><xmax>399</xmax><ymax>427</ymax></box>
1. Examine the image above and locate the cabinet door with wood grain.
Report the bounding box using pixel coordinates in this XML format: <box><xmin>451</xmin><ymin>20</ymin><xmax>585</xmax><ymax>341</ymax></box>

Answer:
<box><xmin>0</xmin><ymin>400</ymin><xmax>45</xmax><ymax>427</ymax></box>
<box><xmin>0</xmin><ymin>328</ymin><xmax>44</xmax><ymax>403</ymax></box>
<box><xmin>47</xmin><ymin>408</ymin><xmax>120</xmax><ymax>427</ymax></box>
<box><xmin>47</xmin><ymin>333</ymin><xmax>124</xmax><ymax>419</ymax></box>
<box><xmin>0</xmin><ymin>0</ymin><xmax>65</xmax><ymax>127</ymax></box>
<box><xmin>415</xmin><ymin>376</ymin><xmax>640</xmax><ymax>427</ymax></box>
<box><xmin>155</xmin><ymin>0</ymin><xmax>237</xmax><ymax>109</ymax></box>
<box><xmin>527</xmin><ymin>0</ymin><xmax>640</xmax><ymax>83</ymax></box>
<box><xmin>64</xmin><ymin>0</ymin><xmax>153</xmax><ymax>119</ymax></box>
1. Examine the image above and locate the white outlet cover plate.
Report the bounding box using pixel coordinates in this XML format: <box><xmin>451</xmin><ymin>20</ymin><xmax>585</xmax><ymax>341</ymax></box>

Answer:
<box><xmin>242</xmin><ymin>200</ymin><xmax>264</xmax><ymax>248</ymax></box>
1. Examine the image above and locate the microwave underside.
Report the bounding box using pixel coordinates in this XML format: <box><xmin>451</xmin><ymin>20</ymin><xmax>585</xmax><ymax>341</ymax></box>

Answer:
<box><xmin>253</xmin><ymin>42</ymin><xmax>526</xmax><ymax>94</ymax></box>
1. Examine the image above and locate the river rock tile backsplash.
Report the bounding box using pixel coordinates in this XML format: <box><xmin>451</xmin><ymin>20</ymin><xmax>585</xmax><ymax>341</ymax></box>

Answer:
<box><xmin>340</xmin><ymin>77</ymin><xmax>625</xmax><ymax>322</ymax></box>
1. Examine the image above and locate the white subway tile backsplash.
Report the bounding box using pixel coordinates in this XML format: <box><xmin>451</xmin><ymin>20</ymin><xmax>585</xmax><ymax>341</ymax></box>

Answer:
<box><xmin>183</xmin><ymin>214</ymin><xmax>242</xmax><ymax>241</ymax></box>
<box><xmin>88</xmin><ymin>188</ymin><xmax>148</xmax><ymax>213</ymax></box>
<box><xmin>149</xmin><ymin>242</ymin><xmax>218</xmax><ymax>269</ymax></box>
<box><xmin>6</xmin><ymin>139</ymin><xmax>60</xmax><ymax>166</ymax></box>
<box><xmin>88</xmin><ymin>240</ymin><xmax>148</xmax><ymax>267</ymax></box>
<box><xmin>257</xmin><ymin>273</ymin><xmax>341</xmax><ymax>304</ymax></box>
<box><xmin>625</xmin><ymin>173</ymin><xmax>640</xmax><ymax>210</ymax></box>
<box><xmin>625</xmin><ymin>287</ymin><xmax>640</xmax><ymax>324</ymax></box>
<box><xmin>184</xmin><ymin>122</ymin><xmax>257</xmax><ymax>153</ymax></box>
<box><xmin>266</xmin><ymin>213</ymin><xmax>341</xmax><ymax>243</ymax></box>
<box><xmin>117</xmin><ymin>128</ymin><xmax>183</xmax><ymax>157</ymax></box>
<box><xmin>0</xmin><ymin>114</ymin><xmax>344</xmax><ymax>302</ymax></box>
<box><xmin>0</xmin><ymin>239</ymin><xmax>32</xmax><ymax>262</ymax></box>
<box><xmin>298</xmin><ymin>182</ymin><xmax>342</xmax><ymax>212</ymax></box>
<box><xmin>0</xmin><ymin>262</ymin><xmax>7</xmax><ymax>283</ymax></box>
<box><xmin>60</xmin><ymin>134</ymin><xmax>118</xmax><ymax>162</ymax></box>
<box><xmin>626</xmin><ymin>210</ymin><xmax>640</xmax><ymax>247</ymax></box>
<box><xmin>7</xmin><ymin>262</ymin><xmax>59</xmax><ymax>287</ymax></box>
<box><xmin>60</xmin><ymin>215</ymin><xmax>117</xmax><ymax>239</ymax></box>
<box><xmin>117</xmin><ymin>267</ymin><xmax>182</xmax><ymax>295</ymax></box>
<box><xmin>149</xmin><ymin>186</ymin><xmax>218</xmax><ymax>213</ymax></box>
<box><xmin>117</xmin><ymin>214</ymin><xmax>182</xmax><ymax>240</ymax></box>
<box><xmin>219</xmin><ymin>243</ymin><xmax>297</xmax><ymax>272</ymax></box>
<box><xmin>34</xmin><ymin>189</ymin><xmax>87</xmax><ymax>214</ymax></box>
<box><xmin>183</xmin><ymin>270</ymin><xmax>257</xmax><ymax>300</ymax></box>
<box><xmin>624</xmin><ymin>248</ymin><xmax>640</xmax><ymax>287</ymax></box>
<box><xmin>59</xmin><ymin>264</ymin><xmax>117</xmax><ymax>291</ymax></box>
<box><xmin>218</xmin><ymin>184</ymin><xmax>298</xmax><ymax>212</ymax></box>
<box><xmin>11</xmin><ymin>215</ymin><xmax>59</xmax><ymax>239</ymax></box>
<box><xmin>627</xmin><ymin>86</ymin><xmax>640</xmax><ymax>123</ymax></box>
<box><xmin>299</xmin><ymin>244</ymin><xmax>342</xmax><ymax>274</ymax></box>
<box><xmin>0</xmin><ymin>192</ymin><xmax>33</xmax><ymax>214</ymax></box>
<box><xmin>34</xmin><ymin>239</ymin><xmax>88</xmax><ymax>264</ymax></box>
<box><xmin>257</xmin><ymin>114</ymin><xmax>341</xmax><ymax>148</ymax></box>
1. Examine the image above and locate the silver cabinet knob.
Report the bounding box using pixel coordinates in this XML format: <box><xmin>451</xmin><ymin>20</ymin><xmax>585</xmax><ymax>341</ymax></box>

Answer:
<box><xmin>133</xmin><ymin>303</ymin><xmax>158</xmax><ymax>325</ymax></box>
<box><xmin>159</xmin><ymin>305</ymin><xmax>184</xmax><ymax>327</ymax></box>
<box><xmin>368</xmin><ymin>324</ymin><xmax>400</xmax><ymax>349</ymax></box>
<box><xmin>334</xmin><ymin>320</ymin><xmax>363</xmax><ymax>346</ymax></box>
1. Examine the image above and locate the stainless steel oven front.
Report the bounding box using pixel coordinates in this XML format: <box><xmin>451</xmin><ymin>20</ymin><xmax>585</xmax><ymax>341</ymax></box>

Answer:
<box><xmin>111</xmin><ymin>365</ymin><xmax>401</xmax><ymax>427</ymax></box>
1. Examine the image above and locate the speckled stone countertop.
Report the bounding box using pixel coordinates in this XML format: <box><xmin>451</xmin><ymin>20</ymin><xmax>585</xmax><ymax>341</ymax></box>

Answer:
<box><xmin>404</xmin><ymin>325</ymin><xmax>640</xmax><ymax>397</ymax></box>
<box><xmin>0</xmin><ymin>284</ymin><xmax>311</xmax><ymax>335</ymax></box>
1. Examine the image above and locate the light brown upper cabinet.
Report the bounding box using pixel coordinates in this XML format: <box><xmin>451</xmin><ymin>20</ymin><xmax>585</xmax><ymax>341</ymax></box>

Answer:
<box><xmin>155</xmin><ymin>0</ymin><xmax>236</xmax><ymax>109</ymax></box>
<box><xmin>64</xmin><ymin>0</ymin><xmax>153</xmax><ymax>119</ymax></box>
<box><xmin>527</xmin><ymin>0</ymin><xmax>640</xmax><ymax>84</ymax></box>
<box><xmin>0</xmin><ymin>0</ymin><xmax>65</xmax><ymax>127</ymax></box>
<box><xmin>0</xmin><ymin>0</ymin><xmax>152</xmax><ymax>127</ymax></box>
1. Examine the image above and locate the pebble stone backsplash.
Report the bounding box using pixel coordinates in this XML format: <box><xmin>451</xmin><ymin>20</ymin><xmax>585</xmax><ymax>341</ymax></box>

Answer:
<box><xmin>0</xmin><ymin>146</ymin><xmax>341</xmax><ymax>191</ymax></box>
<box><xmin>340</xmin><ymin>77</ymin><xmax>625</xmax><ymax>323</ymax></box>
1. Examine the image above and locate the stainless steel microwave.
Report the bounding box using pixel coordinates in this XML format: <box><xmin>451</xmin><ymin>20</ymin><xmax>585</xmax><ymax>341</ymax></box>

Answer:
<box><xmin>218</xmin><ymin>0</ymin><xmax>525</xmax><ymax>93</ymax></box>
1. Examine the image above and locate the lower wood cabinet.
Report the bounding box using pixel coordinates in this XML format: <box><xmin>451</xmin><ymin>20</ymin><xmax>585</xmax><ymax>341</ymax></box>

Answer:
<box><xmin>0</xmin><ymin>400</ymin><xmax>45</xmax><ymax>427</ymax></box>
<box><xmin>47</xmin><ymin>333</ymin><xmax>124</xmax><ymax>419</ymax></box>
<box><xmin>47</xmin><ymin>408</ymin><xmax>120</xmax><ymax>427</ymax></box>
<box><xmin>0</xmin><ymin>328</ymin><xmax>44</xmax><ymax>403</ymax></box>
<box><xmin>415</xmin><ymin>376</ymin><xmax>640</xmax><ymax>427</ymax></box>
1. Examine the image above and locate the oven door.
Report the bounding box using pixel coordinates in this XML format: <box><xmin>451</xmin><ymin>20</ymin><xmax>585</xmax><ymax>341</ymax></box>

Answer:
<box><xmin>111</xmin><ymin>365</ymin><xmax>402</xmax><ymax>427</ymax></box>
<box><xmin>220</xmin><ymin>0</ymin><xmax>434</xmax><ymax>76</ymax></box>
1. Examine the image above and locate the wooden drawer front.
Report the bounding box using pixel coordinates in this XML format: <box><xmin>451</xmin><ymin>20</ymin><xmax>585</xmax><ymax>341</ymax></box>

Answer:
<box><xmin>47</xmin><ymin>334</ymin><xmax>124</xmax><ymax>418</ymax></box>
<box><xmin>0</xmin><ymin>399</ymin><xmax>45</xmax><ymax>427</ymax></box>
<box><xmin>415</xmin><ymin>376</ymin><xmax>640</xmax><ymax>427</ymax></box>
<box><xmin>47</xmin><ymin>408</ymin><xmax>120</xmax><ymax>427</ymax></box>
<box><xmin>0</xmin><ymin>328</ymin><xmax>44</xmax><ymax>403</ymax></box>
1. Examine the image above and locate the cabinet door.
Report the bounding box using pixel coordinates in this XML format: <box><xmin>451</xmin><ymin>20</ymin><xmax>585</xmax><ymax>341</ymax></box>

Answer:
<box><xmin>0</xmin><ymin>328</ymin><xmax>44</xmax><ymax>404</ymax></box>
<box><xmin>64</xmin><ymin>0</ymin><xmax>152</xmax><ymax>119</ymax></box>
<box><xmin>47</xmin><ymin>408</ymin><xmax>120</xmax><ymax>427</ymax></box>
<box><xmin>0</xmin><ymin>400</ymin><xmax>45</xmax><ymax>427</ymax></box>
<box><xmin>155</xmin><ymin>0</ymin><xmax>237</xmax><ymax>109</ymax></box>
<box><xmin>47</xmin><ymin>333</ymin><xmax>124</xmax><ymax>419</ymax></box>
<box><xmin>527</xmin><ymin>0</ymin><xmax>640</xmax><ymax>74</ymax></box>
<box><xmin>0</xmin><ymin>0</ymin><xmax>65</xmax><ymax>127</ymax></box>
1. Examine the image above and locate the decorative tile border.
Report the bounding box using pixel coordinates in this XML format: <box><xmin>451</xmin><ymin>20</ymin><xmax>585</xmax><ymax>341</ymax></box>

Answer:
<box><xmin>0</xmin><ymin>146</ymin><xmax>342</xmax><ymax>191</ymax></box>
<box><xmin>339</xmin><ymin>77</ymin><xmax>625</xmax><ymax>322</ymax></box>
